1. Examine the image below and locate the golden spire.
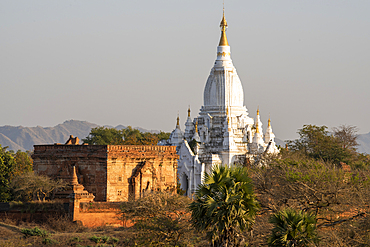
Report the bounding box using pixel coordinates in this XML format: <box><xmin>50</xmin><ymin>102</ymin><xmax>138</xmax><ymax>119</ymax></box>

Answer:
<box><xmin>188</xmin><ymin>106</ymin><xmax>191</xmax><ymax>117</ymax></box>
<box><xmin>268</xmin><ymin>117</ymin><xmax>271</xmax><ymax>127</ymax></box>
<box><xmin>195</xmin><ymin>120</ymin><xmax>198</xmax><ymax>133</ymax></box>
<box><xmin>257</xmin><ymin>107</ymin><xmax>260</xmax><ymax>116</ymax></box>
<box><xmin>176</xmin><ymin>115</ymin><xmax>180</xmax><ymax>126</ymax></box>
<box><xmin>219</xmin><ymin>8</ymin><xmax>229</xmax><ymax>46</ymax></box>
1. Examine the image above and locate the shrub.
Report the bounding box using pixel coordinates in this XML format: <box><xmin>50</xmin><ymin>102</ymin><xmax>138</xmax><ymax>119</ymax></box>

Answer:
<box><xmin>21</xmin><ymin>227</ymin><xmax>49</xmax><ymax>238</ymax></box>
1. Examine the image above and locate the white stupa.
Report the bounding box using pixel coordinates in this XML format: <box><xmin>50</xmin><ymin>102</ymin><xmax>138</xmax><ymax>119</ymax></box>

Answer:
<box><xmin>166</xmin><ymin>9</ymin><xmax>279</xmax><ymax>196</ymax></box>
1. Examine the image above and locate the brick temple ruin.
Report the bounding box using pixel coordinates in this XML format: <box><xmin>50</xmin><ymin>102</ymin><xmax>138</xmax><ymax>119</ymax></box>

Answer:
<box><xmin>32</xmin><ymin>137</ymin><xmax>179</xmax><ymax>202</ymax></box>
<box><xmin>26</xmin><ymin>136</ymin><xmax>179</xmax><ymax>226</ymax></box>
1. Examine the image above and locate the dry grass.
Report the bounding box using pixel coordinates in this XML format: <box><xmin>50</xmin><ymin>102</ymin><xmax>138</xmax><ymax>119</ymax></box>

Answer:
<box><xmin>0</xmin><ymin>212</ymin><xmax>207</xmax><ymax>247</ymax></box>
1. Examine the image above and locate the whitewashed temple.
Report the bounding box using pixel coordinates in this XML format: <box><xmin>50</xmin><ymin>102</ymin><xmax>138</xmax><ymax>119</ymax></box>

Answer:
<box><xmin>165</xmin><ymin>10</ymin><xmax>279</xmax><ymax>196</ymax></box>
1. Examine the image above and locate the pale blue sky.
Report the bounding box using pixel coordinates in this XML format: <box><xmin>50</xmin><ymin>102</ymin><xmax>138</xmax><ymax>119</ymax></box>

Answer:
<box><xmin>1</xmin><ymin>0</ymin><xmax>369</xmax><ymax>140</ymax></box>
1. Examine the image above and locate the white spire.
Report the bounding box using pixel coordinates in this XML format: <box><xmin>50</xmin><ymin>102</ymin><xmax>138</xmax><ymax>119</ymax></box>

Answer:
<box><xmin>255</xmin><ymin>108</ymin><xmax>263</xmax><ymax>137</ymax></box>
<box><xmin>169</xmin><ymin>115</ymin><xmax>184</xmax><ymax>147</ymax></box>
<box><xmin>184</xmin><ymin>106</ymin><xmax>194</xmax><ymax>140</ymax></box>
<box><xmin>192</xmin><ymin>120</ymin><xmax>201</xmax><ymax>143</ymax></box>
<box><xmin>264</xmin><ymin>117</ymin><xmax>279</xmax><ymax>154</ymax></box>
<box><xmin>202</xmin><ymin>10</ymin><xmax>246</xmax><ymax>111</ymax></box>
<box><xmin>264</xmin><ymin>117</ymin><xmax>275</xmax><ymax>144</ymax></box>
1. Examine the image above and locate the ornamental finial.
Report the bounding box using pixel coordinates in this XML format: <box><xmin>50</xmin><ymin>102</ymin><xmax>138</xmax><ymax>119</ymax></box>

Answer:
<box><xmin>268</xmin><ymin>113</ymin><xmax>271</xmax><ymax>127</ymax></box>
<box><xmin>256</xmin><ymin>121</ymin><xmax>260</xmax><ymax>134</ymax></box>
<box><xmin>219</xmin><ymin>8</ymin><xmax>229</xmax><ymax>46</ymax></box>
<box><xmin>176</xmin><ymin>114</ymin><xmax>180</xmax><ymax>126</ymax></box>
<box><xmin>257</xmin><ymin>107</ymin><xmax>260</xmax><ymax>116</ymax></box>
<box><xmin>188</xmin><ymin>106</ymin><xmax>191</xmax><ymax>117</ymax></box>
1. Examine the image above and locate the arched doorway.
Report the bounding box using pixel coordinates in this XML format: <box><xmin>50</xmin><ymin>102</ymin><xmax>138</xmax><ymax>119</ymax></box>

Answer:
<box><xmin>180</xmin><ymin>174</ymin><xmax>189</xmax><ymax>196</ymax></box>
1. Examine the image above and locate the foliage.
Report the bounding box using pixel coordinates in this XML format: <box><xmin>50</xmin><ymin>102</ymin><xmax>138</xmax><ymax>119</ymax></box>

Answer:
<box><xmin>287</xmin><ymin>125</ymin><xmax>355</xmax><ymax>164</ymax></box>
<box><xmin>89</xmin><ymin>235</ymin><xmax>118</xmax><ymax>245</ymax></box>
<box><xmin>250</xmin><ymin>150</ymin><xmax>370</xmax><ymax>246</ymax></box>
<box><xmin>21</xmin><ymin>227</ymin><xmax>49</xmax><ymax>237</ymax></box>
<box><xmin>120</xmin><ymin>191</ymin><xmax>200</xmax><ymax>246</ymax></box>
<box><xmin>42</xmin><ymin>237</ymin><xmax>59</xmax><ymax>245</ymax></box>
<box><xmin>82</xmin><ymin>127</ymin><xmax>125</xmax><ymax>145</ymax></box>
<box><xmin>0</xmin><ymin>146</ymin><xmax>33</xmax><ymax>202</ymax></box>
<box><xmin>268</xmin><ymin>208</ymin><xmax>319</xmax><ymax>247</ymax></box>
<box><xmin>11</xmin><ymin>150</ymin><xmax>33</xmax><ymax>179</ymax></box>
<box><xmin>0</xmin><ymin>145</ymin><xmax>14</xmax><ymax>201</ymax></box>
<box><xmin>189</xmin><ymin>165</ymin><xmax>260</xmax><ymax>247</ymax></box>
<box><xmin>10</xmin><ymin>172</ymin><xmax>66</xmax><ymax>201</ymax></box>
<box><xmin>82</xmin><ymin>126</ymin><xmax>170</xmax><ymax>145</ymax></box>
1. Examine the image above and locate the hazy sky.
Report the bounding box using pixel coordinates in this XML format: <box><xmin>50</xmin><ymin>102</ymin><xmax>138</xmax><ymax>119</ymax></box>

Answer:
<box><xmin>1</xmin><ymin>0</ymin><xmax>369</xmax><ymax>140</ymax></box>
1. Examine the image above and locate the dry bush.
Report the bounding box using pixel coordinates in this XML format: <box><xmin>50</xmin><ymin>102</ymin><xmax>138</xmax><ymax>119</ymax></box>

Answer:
<box><xmin>43</xmin><ymin>214</ymin><xmax>88</xmax><ymax>233</ymax></box>
<box><xmin>249</xmin><ymin>152</ymin><xmax>370</xmax><ymax>246</ymax></box>
<box><xmin>120</xmin><ymin>191</ymin><xmax>208</xmax><ymax>246</ymax></box>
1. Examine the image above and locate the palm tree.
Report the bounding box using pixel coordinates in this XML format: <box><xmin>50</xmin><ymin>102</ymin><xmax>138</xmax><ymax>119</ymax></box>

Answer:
<box><xmin>268</xmin><ymin>208</ymin><xmax>319</xmax><ymax>247</ymax></box>
<box><xmin>189</xmin><ymin>165</ymin><xmax>259</xmax><ymax>247</ymax></box>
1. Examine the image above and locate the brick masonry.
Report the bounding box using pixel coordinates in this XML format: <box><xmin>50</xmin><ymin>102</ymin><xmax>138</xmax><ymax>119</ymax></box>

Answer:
<box><xmin>32</xmin><ymin>144</ymin><xmax>179</xmax><ymax>202</ymax></box>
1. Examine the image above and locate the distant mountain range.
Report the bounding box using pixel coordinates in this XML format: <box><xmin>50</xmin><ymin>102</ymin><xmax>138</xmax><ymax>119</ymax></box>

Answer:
<box><xmin>0</xmin><ymin>120</ymin><xmax>369</xmax><ymax>154</ymax></box>
<box><xmin>0</xmin><ymin>120</ymin><xmax>165</xmax><ymax>151</ymax></box>
<box><xmin>357</xmin><ymin>132</ymin><xmax>370</xmax><ymax>154</ymax></box>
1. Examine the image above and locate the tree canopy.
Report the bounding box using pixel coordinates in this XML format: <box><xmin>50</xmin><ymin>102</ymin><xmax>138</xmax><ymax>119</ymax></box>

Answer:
<box><xmin>82</xmin><ymin>126</ymin><xmax>170</xmax><ymax>145</ymax></box>
<box><xmin>287</xmin><ymin>124</ymin><xmax>360</xmax><ymax>164</ymax></box>
<box><xmin>0</xmin><ymin>145</ymin><xmax>33</xmax><ymax>202</ymax></box>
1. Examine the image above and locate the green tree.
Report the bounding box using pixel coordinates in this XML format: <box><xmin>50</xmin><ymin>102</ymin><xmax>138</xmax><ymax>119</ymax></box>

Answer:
<box><xmin>189</xmin><ymin>165</ymin><xmax>260</xmax><ymax>247</ymax></box>
<box><xmin>287</xmin><ymin>125</ymin><xmax>350</xmax><ymax>163</ymax></box>
<box><xmin>12</xmin><ymin>150</ymin><xmax>33</xmax><ymax>179</ymax></box>
<box><xmin>0</xmin><ymin>145</ymin><xmax>14</xmax><ymax>202</ymax></box>
<box><xmin>83</xmin><ymin>126</ymin><xmax>170</xmax><ymax>145</ymax></box>
<box><xmin>268</xmin><ymin>208</ymin><xmax>319</xmax><ymax>247</ymax></box>
<box><xmin>82</xmin><ymin>127</ymin><xmax>125</xmax><ymax>145</ymax></box>
<box><xmin>122</xmin><ymin>126</ymin><xmax>146</xmax><ymax>145</ymax></box>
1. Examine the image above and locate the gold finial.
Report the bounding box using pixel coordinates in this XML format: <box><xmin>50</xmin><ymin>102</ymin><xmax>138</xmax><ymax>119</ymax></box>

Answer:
<box><xmin>195</xmin><ymin>120</ymin><xmax>198</xmax><ymax>132</ymax></box>
<box><xmin>188</xmin><ymin>106</ymin><xmax>191</xmax><ymax>117</ymax></box>
<box><xmin>256</xmin><ymin>121</ymin><xmax>260</xmax><ymax>134</ymax></box>
<box><xmin>219</xmin><ymin>8</ymin><xmax>229</xmax><ymax>46</ymax></box>
<box><xmin>257</xmin><ymin>107</ymin><xmax>260</xmax><ymax>116</ymax></box>
<box><xmin>268</xmin><ymin>115</ymin><xmax>271</xmax><ymax>127</ymax></box>
<box><xmin>176</xmin><ymin>115</ymin><xmax>180</xmax><ymax>126</ymax></box>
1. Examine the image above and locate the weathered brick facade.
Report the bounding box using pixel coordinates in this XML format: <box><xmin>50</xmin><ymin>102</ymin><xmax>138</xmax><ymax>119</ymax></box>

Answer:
<box><xmin>32</xmin><ymin>145</ymin><xmax>178</xmax><ymax>202</ymax></box>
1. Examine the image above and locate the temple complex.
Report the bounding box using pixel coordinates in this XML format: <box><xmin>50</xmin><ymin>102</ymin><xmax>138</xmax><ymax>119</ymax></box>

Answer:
<box><xmin>166</xmin><ymin>10</ymin><xmax>279</xmax><ymax>196</ymax></box>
